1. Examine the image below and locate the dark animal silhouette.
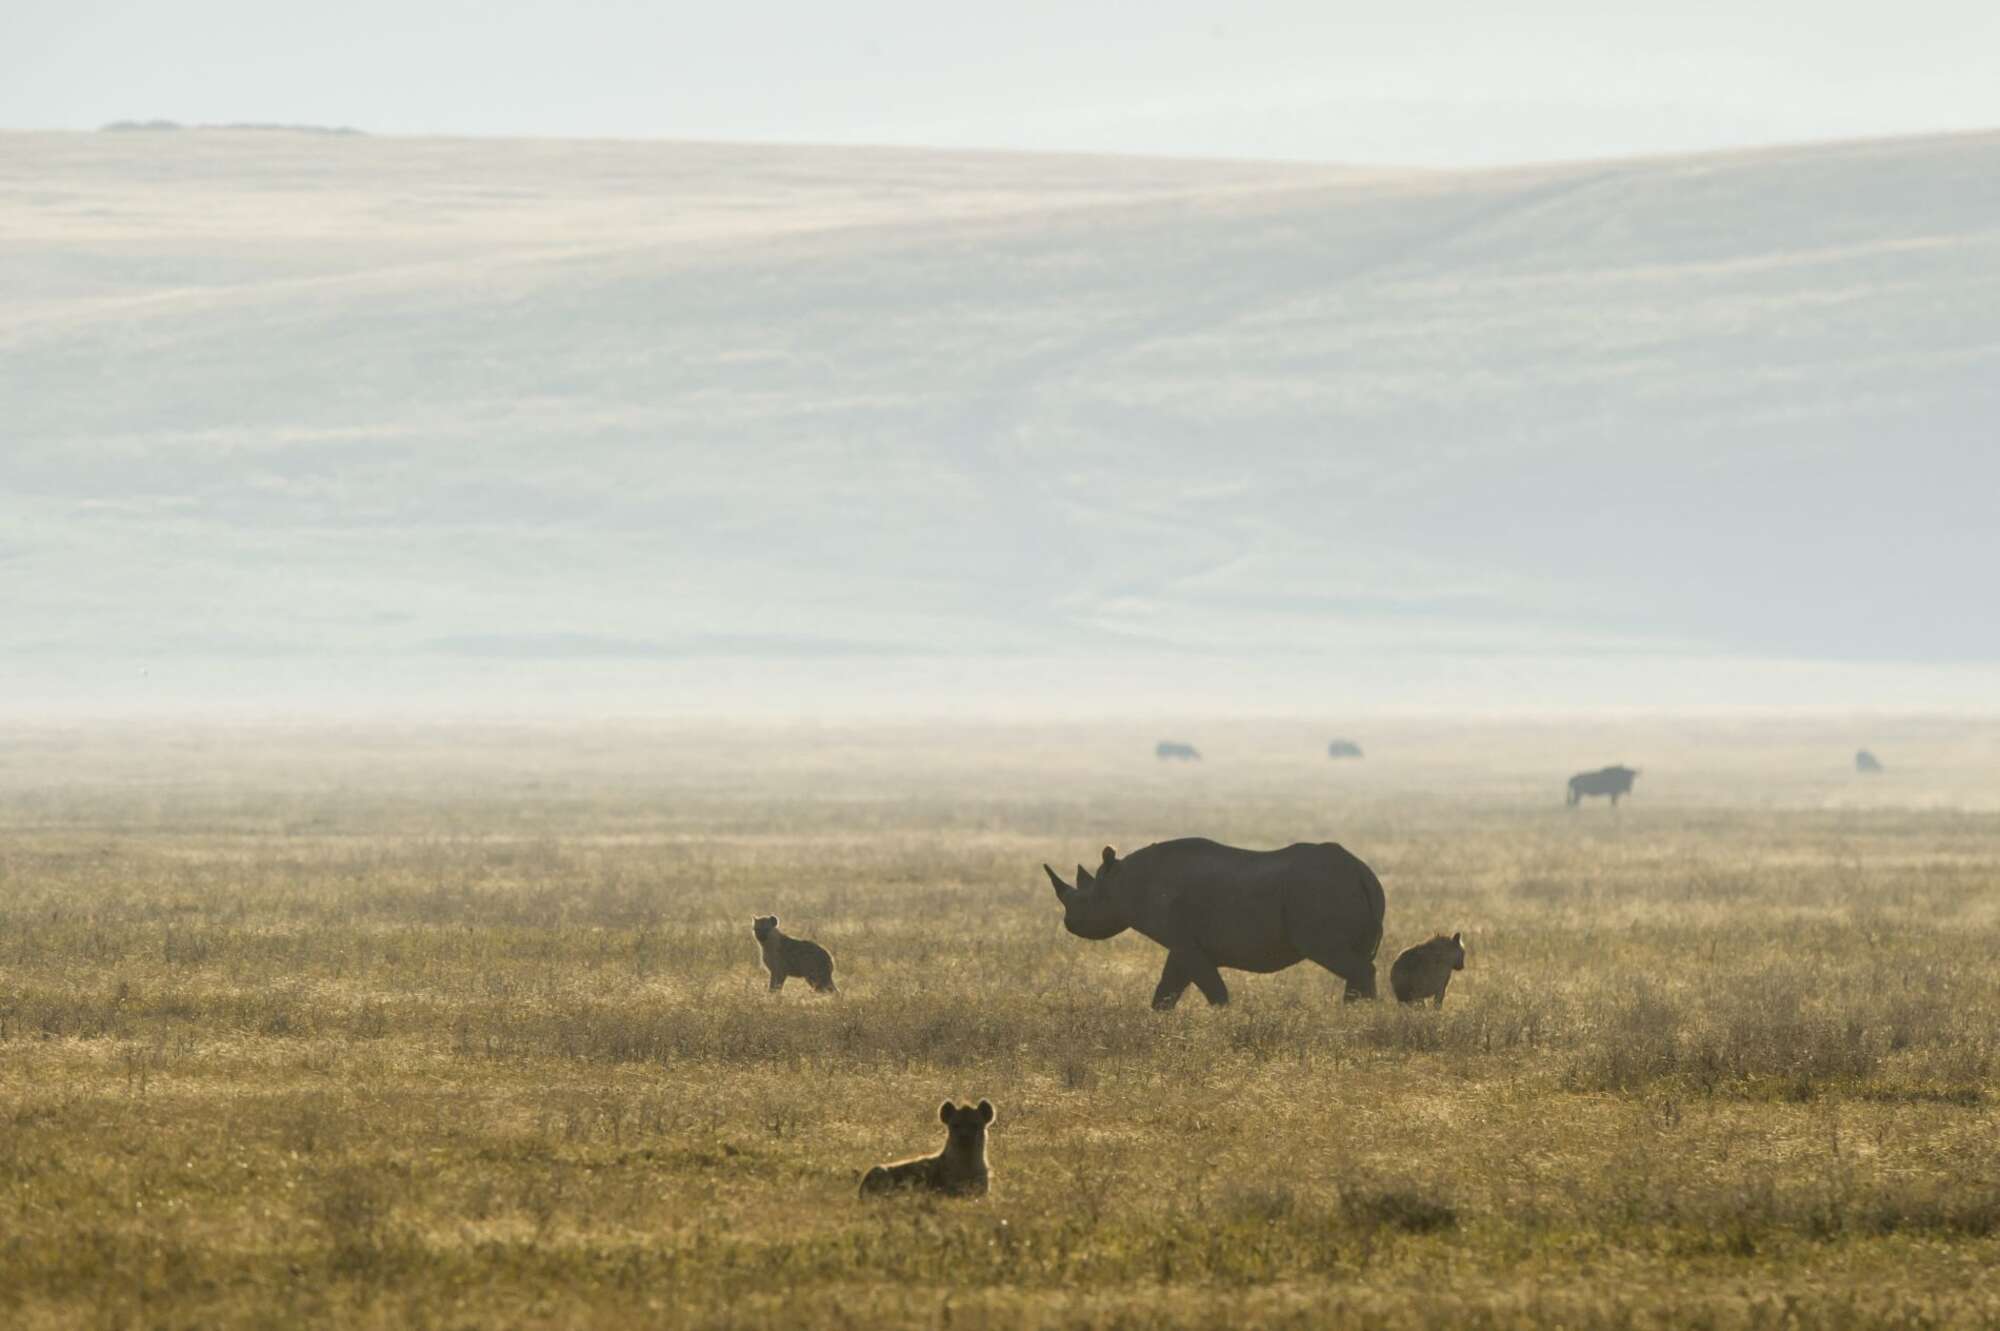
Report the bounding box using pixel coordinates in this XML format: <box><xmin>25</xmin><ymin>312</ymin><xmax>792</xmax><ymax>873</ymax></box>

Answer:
<box><xmin>751</xmin><ymin>915</ymin><xmax>837</xmax><ymax>993</ymax></box>
<box><xmin>1327</xmin><ymin>739</ymin><xmax>1364</xmax><ymax>758</ymax></box>
<box><xmin>1567</xmin><ymin>765</ymin><xmax>1638</xmax><ymax>806</ymax></box>
<box><xmin>859</xmin><ymin>1100</ymin><xmax>995</xmax><ymax>1197</ymax></box>
<box><xmin>1155</xmin><ymin>741</ymin><xmax>1201</xmax><ymax>761</ymax></box>
<box><xmin>1045</xmin><ymin>840</ymin><xmax>1385</xmax><ymax>1008</ymax></box>
<box><xmin>1390</xmin><ymin>932</ymin><xmax>1465</xmax><ymax>1006</ymax></box>
<box><xmin>1856</xmin><ymin>750</ymin><xmax>1884</xmax><ymax>773</ymax></box>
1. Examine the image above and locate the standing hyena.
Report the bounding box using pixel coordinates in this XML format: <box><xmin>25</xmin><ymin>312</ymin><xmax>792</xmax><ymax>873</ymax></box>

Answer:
<box><xmin>751</xmin><ymin>915</ymin><xmax>837</xmax><ymax>993</ymax></box>
<box><xmin>1390</xmin><ymin>932</ymin><xmax>1466</xmax><ymax>1006</ymax></box>
<box><xmin>859</xmin><ymin>1100</ymin><xmax>995</xmax><ymax>1197</ymax></box>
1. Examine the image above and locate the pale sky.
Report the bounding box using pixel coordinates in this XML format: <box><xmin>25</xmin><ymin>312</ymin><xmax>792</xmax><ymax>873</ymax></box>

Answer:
<box><xmin>6</xmin><ymin>0</ymin><xmax>1998</xmax><ymax>165</ymax></box>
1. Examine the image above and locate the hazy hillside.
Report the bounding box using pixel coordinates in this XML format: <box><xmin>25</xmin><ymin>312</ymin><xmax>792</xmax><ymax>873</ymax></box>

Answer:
<box><xmin>4</xmin><ymin>129</ymin><xmax>1997</xmax><ymax>713</ymax></box>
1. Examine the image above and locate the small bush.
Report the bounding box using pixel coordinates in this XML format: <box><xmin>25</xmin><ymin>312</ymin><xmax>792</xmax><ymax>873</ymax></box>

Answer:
<box><xmin>1340</xmin><ymin>1184</ymin><xmax>1459</xmax><ymax>1235</ymax></box>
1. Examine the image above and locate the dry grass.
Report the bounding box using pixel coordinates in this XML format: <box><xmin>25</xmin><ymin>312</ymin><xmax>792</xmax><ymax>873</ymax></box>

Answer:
<box><xmin>1</xmin><ymin>718</ymin><xmax>1998</xmax><ymax>1328</ymax></box>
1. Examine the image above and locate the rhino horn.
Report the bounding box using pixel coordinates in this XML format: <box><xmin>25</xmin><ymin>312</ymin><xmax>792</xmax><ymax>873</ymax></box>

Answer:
<box><xmin>1043</xmin><ymin>864</ymin><xmax>1072</xmax><ymax>899</ymax></box>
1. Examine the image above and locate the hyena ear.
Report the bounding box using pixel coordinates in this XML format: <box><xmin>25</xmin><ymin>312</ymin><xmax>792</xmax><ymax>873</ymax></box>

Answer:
<box><xmin>939</xmin><ymin>1100</ymin><xmax>956</xmax><ymax>1123</ymax></box>
<box><xmin>1452</xmin><ymin>931</ymin><xmax>1462</xmax><ymax>945</ymax></box>
<box><xmin>976</xmin><ymin>1099</ymin><xmax>995</xmax><ymax>1125</ymax></box>
<box><xmin>1101</xmin><ymin>846</ymin><xmax>1118</xmax><ymax>867</ymax></box>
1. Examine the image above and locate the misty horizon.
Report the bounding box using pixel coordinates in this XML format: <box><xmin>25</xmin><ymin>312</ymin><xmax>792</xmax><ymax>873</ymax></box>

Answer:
<box><xmin>6</xmin><ymin>123</ymin><xmax>1999</xmax><ymax>719</ymax></box>
<box><xmin>10</xmin><ymin>2</ymin><xmax>2000</xmax><ymax>168</ymax></box>
<box><xmin>8</xmin><ymin>0</ymin><xmax>2000</xmax><ymax>720</ymax></box>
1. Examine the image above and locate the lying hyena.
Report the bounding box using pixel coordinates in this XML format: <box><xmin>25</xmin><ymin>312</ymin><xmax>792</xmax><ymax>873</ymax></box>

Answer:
<box><xmin>859</xmin><ymin>1100</ymin><xmax>995</xmax><ymax>1197</ymax></box>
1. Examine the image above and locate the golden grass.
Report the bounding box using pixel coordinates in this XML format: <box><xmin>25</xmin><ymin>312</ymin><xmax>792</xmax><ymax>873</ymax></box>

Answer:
<box><xmin>1</xmin><ymin>718</ymin><xmax>1997</xmax><ymax>1328</ymax></box>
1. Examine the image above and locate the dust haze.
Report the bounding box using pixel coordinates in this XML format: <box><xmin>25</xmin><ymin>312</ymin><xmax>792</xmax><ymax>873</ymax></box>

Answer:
<box><xmin>4</xmin><ymin>126</ymin><xmax>1997</xmax><ymax>720</ymax></box>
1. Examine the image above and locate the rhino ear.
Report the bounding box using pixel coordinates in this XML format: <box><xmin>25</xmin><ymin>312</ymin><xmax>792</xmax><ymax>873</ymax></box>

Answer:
<box><xmin>1043</xmin><ymin>864</ymin><xmax>1071</xmax><ymax>898</ymax></box>
<box><xmin>1101</xmin><ymin>846</ymin><xmax>1118</xmax><ymax>867</ymax></box>
<box><xmin>939</xmin><ymin>1100</ymin><xmax>956</xmax><ymax>1123</ymax></box>
<box><xmin>976</xmin><ymin>1099</ymin><xmax>995</xmax><ymax>1125</ymax></box>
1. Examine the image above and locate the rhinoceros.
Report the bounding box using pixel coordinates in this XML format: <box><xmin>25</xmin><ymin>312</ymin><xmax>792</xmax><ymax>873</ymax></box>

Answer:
<box><xmin>1567</xmin><ymin>765</ymin><xmax>1638</xmax><ymax>806</ymax></box>
<box><xmin>1855</xmin><ymin>749</ymin><xmax>1884</xmax><ymax>773</ymax></box>
<box><xmin>1327</xmin><ymin>739</ymin><xmax>1364</xmax><ymax>759</ymax></box>
<box><xmin>1044</xmin><ymin>840</ymin><xmax>1386</xmax><ymax>1008</ymax></box>
<box><xmin>1155</xmin><ymin>741</ymin><xmax>1201</xmax><ymax>761</ymax></box>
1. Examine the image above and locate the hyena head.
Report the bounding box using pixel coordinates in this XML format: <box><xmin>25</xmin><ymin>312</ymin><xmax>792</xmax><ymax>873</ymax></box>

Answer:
<box><xmin>751</xmin><ymin>915</ymin><xmax>778</xmax><ymax>942</ymax></box>
<box><xmin>939</xmin><ymin>1099</ymin><xmax>995</xmax><ymax>1151</ymax></box>
<box><xmin>1445</xmin><ymin>931</ymin><xmax>1465</xmax><ymax>970</ymax></box>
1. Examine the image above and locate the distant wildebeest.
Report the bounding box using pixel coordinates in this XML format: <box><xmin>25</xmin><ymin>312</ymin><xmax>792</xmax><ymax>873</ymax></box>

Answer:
<box><xmin>1044</xmin><ymin>840</ymin><xmax>1385</xmax><ymax>1008</ymax></box>
<box><xmin>1327</xmin><ymin>739</ymin><xmax>1364</xmax><ymax>759</ymax></box>
<box><xmin>751</xmin><ymin>915</ymin><xmax>837</xmax><ymax>993</ymax></box>
<box><xmin>1567</xmin><ymin>765</ymin><xmax>1638</xmax><ymax>806</ymax></box>
<box><xmin>1155</xmin><ymin>741</ymin><xmax>1201</xmax><ymax>761</ymax></box>
<box><xmin>859</xmin><ymin>1099</ymin><xmax>995</xmax><ymax>1197</ymax></box>
<box><xmin>1390</xmin><ymin>932</ymin><xmax>1465</xmax><ymax>1007</ymax></box>
<box><xmin>1856</xmin><ymin>750</ymin><xmax>1884</xmax><ymax>773</ymax></box>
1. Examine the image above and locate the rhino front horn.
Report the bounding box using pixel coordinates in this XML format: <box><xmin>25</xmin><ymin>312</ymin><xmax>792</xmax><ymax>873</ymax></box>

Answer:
<box><xmin>1043</xmin><ymin>864</ymin><xmax>1071</xmax><ymax>899</ymax></box>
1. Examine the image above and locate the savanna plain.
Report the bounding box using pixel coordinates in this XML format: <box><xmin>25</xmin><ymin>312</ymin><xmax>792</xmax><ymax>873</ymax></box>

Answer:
<box><xmin>2</xmin><ymin>718</ymin><xmax>1997</xmax><ymax>1329</ymax></box>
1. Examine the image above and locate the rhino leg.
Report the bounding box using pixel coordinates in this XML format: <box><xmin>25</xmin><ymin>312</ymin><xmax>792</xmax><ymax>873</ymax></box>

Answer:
<box><xmin>1295</xmin><ymin>938</ymin><xmax>1378</xmax><ymax>1001</ymax></box>
<box><xmin>1152</xmin><ymin>948</ymin><xmax>1229</xmax><ymax>1010</ymax></box>
<box><xmin>1187</xmin><ymin>953</ymin><xmax>1230</xmax><ymax>1007</ymax></box>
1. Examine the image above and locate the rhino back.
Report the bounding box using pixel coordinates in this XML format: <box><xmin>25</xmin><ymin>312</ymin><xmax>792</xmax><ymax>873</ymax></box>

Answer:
<box><xmin>1123</xmin><ymin>839</ymin><xmax>1384</xmax><ymax>967</ymax></box>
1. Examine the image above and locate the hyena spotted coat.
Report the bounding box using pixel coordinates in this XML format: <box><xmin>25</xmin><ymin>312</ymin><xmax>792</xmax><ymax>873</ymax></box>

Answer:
<box><xmin>751</xmin><ymin>916</ymin><xmax>837</xmax><ymax>993</ymax></box>
<box><xmin>1390</xmin><ymin>932</ymin><xmax>1466</xmax><ymax>1007</ymax></box>
<box><xmin>859</xmin><ymin>1100</ymin><xmax>994</xmax><ymax>1197</ymax></box>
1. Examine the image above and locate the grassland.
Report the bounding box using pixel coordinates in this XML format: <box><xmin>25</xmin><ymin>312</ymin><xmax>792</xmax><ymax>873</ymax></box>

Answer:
<box><xmin>2</xmin><ymin>717</ymin><xmax>1997</xmax><ymax>1328</ymax></box>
